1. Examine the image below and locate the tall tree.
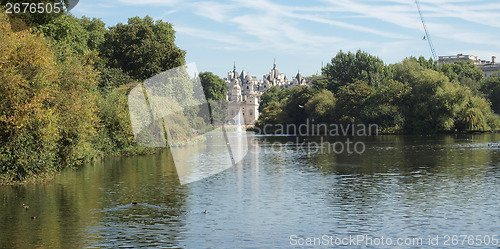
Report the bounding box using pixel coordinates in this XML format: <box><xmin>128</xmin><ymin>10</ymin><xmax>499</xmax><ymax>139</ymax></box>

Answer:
<box><xmin>322</xmin><ymin>50</ymin><xmax>386</xmax><ymax>92</ymax></box>
<box><xmin>480</xmin><ymin>73</ymin><xmax>500</xmax><ymax>113</ymax></box>
<box><xmin>1</xmin><ymin>0</ymin><xmax>72</xmax><ymax>29</ymax></box>
<box><xmin>439</xmin><ymin>60</ymin><xmax>483</xmax><ymax>82</ymax></box>
<box><xmin>199</xmin><ymin>72</ymin><xmax>227</xmax><ymax>124</ymax></box>
<box><xmin>0</xmin><ymin>11</ymin><xmax>100</xmax><ymax>181</ymax></box>
<box><xmin>199</xmin><ymin>72</ymin><xmax>226</xmax><ymax>101</ymax></box>
<box><xmin>281</xmin><ymin>86</ymin><xmax>316</xmax><ymax>125</ymax></box>
<box><xmin>35</xmin><ymin>14</ymin><xmax>106</xmax><ymax>59</ymax></box>
<box><xmin>334</xmin><ymin>80</ymin><xmax>376</xmax><ymax>123</ymax></box>
<box><xmin>362</xmin><ymin>79</ymin><xmax>409</xmax><ymax>132</ymax></box>
<box><xmin>258</xmin><ymin>86</ymin><xmax>289</xmax><ymax>113</ymax></box>
<box><xmin>305</xmin><ymin>89</ymin><xmax>336</xmax><ymax>123</ymax></box>
<box><xmin>101</xmin><ymin>16</ymin><xmax>185</xmax><ymax>81</ymax></box>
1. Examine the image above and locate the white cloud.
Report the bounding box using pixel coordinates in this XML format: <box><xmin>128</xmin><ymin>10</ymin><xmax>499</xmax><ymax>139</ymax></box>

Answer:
<box><xmin>191</xmin><ymin>1</ymin><xmax>236</xmax><ymax>22</ymax></box>
<box><xmin>93</xmin><ymin>0</ymin><xmax>499</xmax><ymax>75</ymax></box>
<box><xmin>175</xmin><ymin>25</ymin><xmax>260</xmax><ymax>50</ymax></box>
<box><xmin>187</xmin><ymin>0</ymin><xmax>405</xmax><ymax>55</ymax></box>
<box><xmin>425</xmin><ymin>2</ymin><xmax>500</xmax><ymax>29</ymax></box>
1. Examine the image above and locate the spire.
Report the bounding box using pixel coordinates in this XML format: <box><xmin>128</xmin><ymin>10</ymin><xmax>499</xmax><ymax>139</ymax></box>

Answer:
<box><xmin>240</xmin><ymin>69</ymin><xmax>246</xmax><ymax>79</ymax></box>
<box><xmin>233</xmin><ymin>61</ymin><xmax>236</xmax><ymax>71</ymax></box>
<box><xmin>273</xmin><ymin>58</ymin><xmax>276</xmax><ymax>69</ymax></box>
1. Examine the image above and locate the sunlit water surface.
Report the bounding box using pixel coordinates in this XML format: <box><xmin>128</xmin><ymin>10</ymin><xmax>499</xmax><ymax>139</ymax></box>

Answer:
<box><xmin>1</xmin><ymin>134</ymin><xmax>500</xmax><ymax>248</ymax></box>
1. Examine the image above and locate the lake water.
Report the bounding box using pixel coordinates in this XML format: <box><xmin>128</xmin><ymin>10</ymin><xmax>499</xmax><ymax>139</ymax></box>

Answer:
<box><xmin>1</xmin><ymin>134</ymin><xmax>500</xmax><ymax>248</ymax></box>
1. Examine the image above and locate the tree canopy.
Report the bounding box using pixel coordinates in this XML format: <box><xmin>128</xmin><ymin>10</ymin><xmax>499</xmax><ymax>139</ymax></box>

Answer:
<box><xmin>0</xmin><ymin>11</ymin><xmax>186</xmax><ymax>183</ymax></box>
<box><xmin>256</xmin><ymin>51</ymin><xmax>500</xmax><ymax>134</ymax></box>
<box><xmin>0</xmin><ymin>11</ymin><xmax>100</xmax><ymax>182</ymax></box>
<box><xmin>0</xmin><ymin>0</ymin><xmax>71</xmax><ymax>29</ymax></box>
<box><xmin>101</xmin><ymin>16</ymin><xmax>185</xmax><ymax>81</ymax></box>
<box><xmin>199</xmin><ymin>72</ymin><xmax>226</xmax><ymax>101</ymax></box>
<box><xmin>322</xmin><ymin>50</ymin><xmax>386</xmax><ymax>92</ymax></box>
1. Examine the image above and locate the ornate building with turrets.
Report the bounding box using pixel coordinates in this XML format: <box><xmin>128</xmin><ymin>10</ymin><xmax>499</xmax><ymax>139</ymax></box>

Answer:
<box><xmin>226</xmin><ymin>61</ymin><xmax>308</xmax><ymax>125</ymax></box>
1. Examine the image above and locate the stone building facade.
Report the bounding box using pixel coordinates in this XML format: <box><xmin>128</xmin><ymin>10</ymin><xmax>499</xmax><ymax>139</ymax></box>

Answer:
<box><xmin>225</xmin><ymin>61</ymin><xmax>308</xmax><ymax>125</ymax></box>
<box><xmin>438</xmin><ymin>54</ymin><xmax>500</xmax><ymax>78</ymax></box>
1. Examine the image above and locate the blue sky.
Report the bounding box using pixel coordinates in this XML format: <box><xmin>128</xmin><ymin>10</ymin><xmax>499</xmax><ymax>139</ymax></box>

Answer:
<box><xmin>72</xmin><ymin>0</ymin><xmax>500</xmax><ymax>79</ymax></box>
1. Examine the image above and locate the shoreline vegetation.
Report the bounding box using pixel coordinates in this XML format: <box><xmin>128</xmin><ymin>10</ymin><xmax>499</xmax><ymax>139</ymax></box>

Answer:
<box><xmin>246</xmin><ymin>125</ymin><xmax>499</xmax><ymax>136</ymax></box>
<box><xmin>2</xmin><ymin>8</ymin><xmax>500</xmax><ymax>184</ymax></box>
<box><xmin>0</xmin><ymin>8</ymin><xmax>183</xmax><ymax>184</ymax></box>
<box><xmin>254</xmin><ymin>51</ymin><xmax>500</xmax><ymax>136</ymax></box>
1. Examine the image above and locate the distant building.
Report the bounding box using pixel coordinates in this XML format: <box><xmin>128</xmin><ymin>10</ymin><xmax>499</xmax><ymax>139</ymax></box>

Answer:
<box><xmin>438</xmin><ymin>54</ymin><xmax>500</xmax><ymax>78</ymax></box>
<box><xmin>225</xmin><ymin>61</ymin><xmax>308</xmax><ymax>125</ymax></box>
<box><xmin>477</xmin><ymin>56</ymin><xmax>500</xmax><ymax>78</ymax></box>
<box><xmin>438</xmin><ymin>54</ymin><xmax>481</xmax><ymax>65</ymax></box>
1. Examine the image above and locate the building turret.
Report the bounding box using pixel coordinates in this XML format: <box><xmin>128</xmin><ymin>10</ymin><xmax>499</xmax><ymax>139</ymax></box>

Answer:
<box><xmin>229</xmin><ymin>83</ymin><xmax>242</xmax><ymax>102</ymax></box>
<box><xmin>292</xmin><ymin>70</ymin><xmax>307</xmax><ymax>86</ymax></box>
<box><xmin>225</xmin><ymin>61</ymin><xmax>308</xmax><ymax>125</ymax></box>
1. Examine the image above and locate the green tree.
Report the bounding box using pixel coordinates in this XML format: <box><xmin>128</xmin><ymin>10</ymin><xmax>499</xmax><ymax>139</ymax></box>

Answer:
<box><xmin>55</xmin><ymin>55</ymin><xmax>101</xmax><ymax>167</ymax></box>
<box><xmin>322</xmin><ymin>50</ymin><xmax>386</xmax><ymax>92</ymax></box>
<box><xmin>362</xmin><ymin>79</ymin><xmax>409</xmax><ymax>132</ymax></box>
<box><xmin>199</xmin><ymin>72</ymin><xmax>227</xmax><ymax>124</ymax></box>
<box><xmin>257</xmin><ymin>86</ymin><xmax>314</xmax><ymax>128</ymax></box>
<box><xmin>199</xmin><ymin>72</ymin><xmax>226</xmax><ymax>100</ymax></box>
<box><xmin>393</xmin><ymin>60</ymin><xmax>469</xmax><ymax>133</ymax></box>
<box><xmin>95</xmin><ymin>84</ymin><xmax>140</xmax><ymax>154</ymax></box>
<box><xmin>305</xmin><ymin>89</ymin><xmax>336</xmax><ymax>123</ymax></box>
<box><xmin>439</xmin><ymin>60</ymin><xmax>483</xmax><ymax>93</ymax></box>
<box><xmin>480</xmin><ymin>73</ymin><xmax>500</xmax><ymax>113</ymax></box>
<box><xmin>258</xmin><ymin>86</ymin><xmax>289</xmax><ymax>113</ymax></box>
<box><xmin>0</xmin><ymin>12</ymin><xmax>60</xmax><ymax>181</ymax></box>
<box><xmin>455</xmin><ymin>96</ymin><xmax>499</xmax><ymax>131</ymax></box>
<box><xmin>416</xmin><ymin>56</ymin><xmax>437</xmax><ymax>70</ymax></box>
<box><xmin>439</xmin><ymin>60</ymin><xmax>483</xmax><ymax>82</ymax></box>
<box><xmin>281</xmin><ymin>86</ymin><xmax>317</xmax><ymax>125</ymax></box>
<box><xmin>1</xmin><ymin>0</ymin><xmax>71</xmax><ymax>29</ymax></box>
<box><xmin>255</xmin><ymin>101</ymin><xmax>284</xmax><ymax>127</ymax></box>
<box><xmin>97</xmin><ymin>66</ymin><xmax>134</xmax><ymax>91</ymax></box>
<box><xmin>35</xmin><ymin>14</ymin><xmax>117</xmax><ymax>92</ymax></box>
<box><xmin>334</xmin><ymin>80</ymin><xmax>376</xmax><ymax>123</ymax></box>
<box><xmin>0</xmin><ymin>11</ymin><xmax>101</xmax><ymax>182</ymax></box>
<box><xmin>308</xmin><ymin>74</ymin><xmax>329</xmax><ymax>90</ymax></box>
<box><xmin>33</xmin><ymin>14</ymin><xmax>107</xmax><ymax>80</ymax></box>
<box><xmin>101</xmin><ymin>16</ymin><xmax>185</xmax><ymax>80</ymax></box>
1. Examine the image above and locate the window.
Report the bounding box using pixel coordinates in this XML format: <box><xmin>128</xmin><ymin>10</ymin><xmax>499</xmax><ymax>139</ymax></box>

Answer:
<box><xmin>250</xmin><ymin>111</ymin><xmax>253</xmax><ymax>116</ymax></box>
<box><xmin>247</xmin><ymin>86</ymin><xmax>249</xmax><ymax>89</ymax></box>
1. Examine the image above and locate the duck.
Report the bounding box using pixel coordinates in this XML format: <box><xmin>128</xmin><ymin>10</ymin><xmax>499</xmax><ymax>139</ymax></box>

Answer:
<box><xmin>131</xmin><ymin>202</ymin><xmax>138</xmax><ymax>205</ymax></box>
<box><xmin>31</xmin><ymin>216</ymin><xmax>36</xmax><ymax>219</ymax></box>
<box><xmin>22</xmin><ymin>204</ymin><xmax>29</xmax><ymax>209</ymax></box>
<box><xmin>203</xmin><ymin>210</ymin><xmax>208</xmax><ymax>214</ymax></box>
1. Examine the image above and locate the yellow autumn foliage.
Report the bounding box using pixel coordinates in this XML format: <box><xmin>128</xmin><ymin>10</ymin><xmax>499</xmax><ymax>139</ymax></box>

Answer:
<box><xmin>0</xmin><ymin>11</ymin><xmax>101</xmax><ymax>182</ymax></box>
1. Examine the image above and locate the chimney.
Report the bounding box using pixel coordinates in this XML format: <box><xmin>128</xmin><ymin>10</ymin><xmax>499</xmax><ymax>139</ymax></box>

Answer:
<box><xmin>493</xmin><ymin>56</ymin><xmax>496</xmax><ymax>64</ymax></box>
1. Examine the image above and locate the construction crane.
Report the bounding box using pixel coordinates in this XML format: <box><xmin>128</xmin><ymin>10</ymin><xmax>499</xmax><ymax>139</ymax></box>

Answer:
<box><xmin>415</xmin><ymin>0</ymin><xmax>437</xmax><ymax>61</ymax></box>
